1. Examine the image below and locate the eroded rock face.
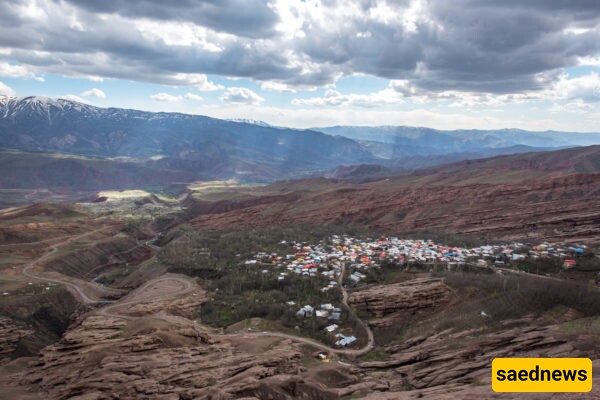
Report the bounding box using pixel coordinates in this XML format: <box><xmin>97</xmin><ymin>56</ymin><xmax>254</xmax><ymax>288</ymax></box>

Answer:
<box><xmin>354</xmin><ymin>323</ymin><xmax>600</xmax><ymax>400</ymax></box>
<box><xmin>0</xmin><ymin>316</ymin><xmax>32</xmax><ymax>363</ymax></box>
<box><xmin>348</xmin><ymin>277</ymin><xmax>452</xmax><ymax>318</ymax></box>
<box><xmin>3</xmin><ymin>274</ymin><xmax>598</xmax><ymax>399</ymax></box>
<box><xmin>21</xmin><ymin>315</ymin><xmax>324</xmax><ymax>400</ymax></box>
<box><xmin>190</xmin><ymin>173</ymin><xmax>600</xmax><ymax>243</ymax></box>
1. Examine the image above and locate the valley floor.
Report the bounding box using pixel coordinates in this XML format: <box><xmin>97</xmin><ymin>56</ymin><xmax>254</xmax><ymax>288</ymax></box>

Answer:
<box><xmin>0</xmin><ymin>201</ymin><xmax>598</xmax><ymax>399</ymax></box>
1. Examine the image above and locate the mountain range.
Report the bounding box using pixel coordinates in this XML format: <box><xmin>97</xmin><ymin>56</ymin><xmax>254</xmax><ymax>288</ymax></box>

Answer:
<box><xmin>1</xmin><ymin>95</ymin><xmax>600</xmax><ymax>191</ymax></box>
<box><xmin>313</xmin><ymin>125</ymin><xmax>600</xmax><ymax>157</ymax></box>
<box><xmin>188</xmin><ymin>145</ymin><xmax>600</xmax><ymax>242</ymax></box>
<box><xmin>0</xmin><ymin>96</ymin><xmax>373</xmax><ymax>181</ymax></box>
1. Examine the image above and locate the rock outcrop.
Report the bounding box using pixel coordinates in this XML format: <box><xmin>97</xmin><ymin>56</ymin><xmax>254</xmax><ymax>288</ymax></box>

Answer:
<box><xmin>190</xmin><ymin>172</ymin><xmax>600</xmax><ymax>243</ymax></box>
<box><xmin>20</xmin><ymin>315</ymin><xmax>322</xmax><ymax>400</ymax></box>
<box><xmin>354</xmin><ymin>322</ymin><xmax>600</xmax><ymax>399</ymax></box>
<box><xmin>348</xmin><ymin>277</ymin><xmax>452</xmax><ymax>318</ymax></box>
<box><xmin>0</xmin><ymin>316</ymin><xmax>32</xmax><ymax>363</ymax></box>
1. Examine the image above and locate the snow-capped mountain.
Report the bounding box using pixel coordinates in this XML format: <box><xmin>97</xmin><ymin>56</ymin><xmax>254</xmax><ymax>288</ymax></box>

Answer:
<box><xmin>0</xmin><ymin>96</ymin><xmax>375</xmax><ymax>180</ymax></box>
<box><xmin>0</xmin><ymin>96</ymin><xmax>101</xmax><ymax>119</ymax></box>
<box><xmin>226</xmin><ymin>118</ymin><xmax>272</xmax><ymax>127</ymax></box>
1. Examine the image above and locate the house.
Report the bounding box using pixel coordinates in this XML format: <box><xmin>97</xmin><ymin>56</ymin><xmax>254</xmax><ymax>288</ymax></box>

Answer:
<box><xmin>335</xmin><ymin>334</ymin><xmax>357</xmax><ymax>347</ymax></box>
<box><xmin>324</xmin><ymin>324</ymin><xmax>338</xmax><ymax>333</ymax></box>
<box><xmin>563</xmin><ymin>259</ymin><xmax>576</xmax><ymax>269</ymax></box>
<box><xmin>296</xmin><ymin>305</ymin><xmax>314</xmax><ymax>318</ymax></box>
<box><xmin>328</xmin><ymin>311</ymin><xmax>341</xmax><ymax>321</ymax></box>
<box><xmin>316</xmin><ymin>310</ymin><xmax>328</xmax><ymax>318</ymax></box>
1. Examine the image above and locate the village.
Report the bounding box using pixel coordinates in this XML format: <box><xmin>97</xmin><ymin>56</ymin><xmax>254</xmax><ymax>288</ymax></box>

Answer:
<box><xmin>244</xmin><ymin>235</ymin><xmax>593</xmax><ymax>348</ymax></box>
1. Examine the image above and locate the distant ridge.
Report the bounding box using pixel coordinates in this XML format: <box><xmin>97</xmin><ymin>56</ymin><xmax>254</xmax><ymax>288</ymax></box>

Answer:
<box><xmin>2</xmin><ymin>95</ymin><xmax>599</xmax><ymax>185</ymax></box>
<box><xmin>0</xmin><ymin>96</ymin><xmax>374</xmax><ymax>180</ymax></box>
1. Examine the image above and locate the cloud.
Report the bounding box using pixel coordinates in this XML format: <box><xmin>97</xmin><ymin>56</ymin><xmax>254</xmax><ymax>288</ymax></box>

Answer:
<box><xmin>150</xmin><ymin>92</ymin><xmax>182</xmax><ymax>102</ymax></box>
<box><xmin>81</xmin><ymin>88</ymin><xmax>106</xmax><ymax>99</ymax></box>
<box><xmin>290</xmin><ymin>71</ymin><xmax>600</xmax><ymax>110</ymax></box>
<box><xmin>0</xmin><ymin>81</ymin><xmax>15</xmax><ymax>96</ymax></box>
<box><xmin>292</xmin><ymin>88</ymin><xmax>405</xmax><ymax>108</ymax></box>
<box><xmin>61</xmin><ymin>0</ymin><xmax>280</xmax><ymax>38</ymax></box>
<box><xmin>194</xmin><ymin>103</ymin><xmax>599</xmax><ymax>133</ymax></box>
<box><xmin>183</xmin><ymin>92</ymin><xmax>203</xmax><ymax>101</ymax></box>
<box><xmin>0</xmin><ymin>0</ymin><xmax>598</xmax><ymax>97</ymax></box>
<box><xmin>549</xmin><ymin>100</ymin><xmax>593</xmax><ymax>114</ymax></box>
<box><xmin>550</xmin><ymin>72</ymin><xmax>600</xmax><ymax>102</ymax></box>
<box><xmin>220</xmin><ymin>87</ymin><xmax>264</xmax><ymax>104</ymax></box>
<box><xmin>260</xmin><ymin>81</ymin><xmax>297</xmax><ymax>93</ymax></box>
<box><xmin>60</xmin><ymin>94</ymin><xmax>87</xmax><ymax>103</ymax></box>
<box><xmin>0</xmin><ymin>62</ymin><xmax>43</xmax><ymax>81</ymax></box>
<box><xmin>169</xmin><ymin>74</ymin><xmax>223</xmax><ymax>91</ymax></box>
<box><xmin>150</xmin><ymin>92</ymin><xmax>204</xmax><ymax>102</ymax></box>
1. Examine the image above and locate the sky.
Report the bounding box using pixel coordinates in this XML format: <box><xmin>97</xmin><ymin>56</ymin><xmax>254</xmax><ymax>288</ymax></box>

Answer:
<box><xmin>1</xmin><ymin>0</ymin><xmax>600</xmax><ymax>131</ymax></box>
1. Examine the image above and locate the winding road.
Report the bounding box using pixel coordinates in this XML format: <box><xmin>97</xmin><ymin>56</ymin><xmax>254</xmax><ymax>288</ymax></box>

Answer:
<box><xmin>19</xmin><ymin>228</ymin><xmax>376</xmax><ymax>356</ymax></box>
<box><xmin>21</xmin><ymin>226</ymin><xmax>122</xmax><ymax>303</ymax></box>
<box><xmin>213</xmin><ymin>262</ymin><xmax>375</xmax><ymax>356</ymax></box>
<box><xmin>99</xmin><ymin>276</ymin><xmax>195</xmax><ymax>320</ymax></box>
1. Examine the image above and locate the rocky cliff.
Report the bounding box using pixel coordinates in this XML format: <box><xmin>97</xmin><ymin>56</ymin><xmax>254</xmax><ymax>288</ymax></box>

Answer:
<box><xmin>348</xmin><ymin>278</ymin><xmax>452</xmax><ymax>318</ymax></box>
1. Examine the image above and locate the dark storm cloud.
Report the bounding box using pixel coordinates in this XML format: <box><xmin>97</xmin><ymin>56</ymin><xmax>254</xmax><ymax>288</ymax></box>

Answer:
<box><xmin>0</xmin><ymin>0</ymin><xmax>599</xmax><ymax>94</ymax></box>
<box><xmin>58</xmin><ymin>0</ymin><xmax>280</xmax><ymax>38</ymax></box>
<box><xmin>413</xmin><ymin>0</ymin><xmax>600</xmax><ymax>92</ymax></box>
<box><xmin>294</xmin><ymin>0</ymin><xmax>600</xmax><ymax>93</ymax></box>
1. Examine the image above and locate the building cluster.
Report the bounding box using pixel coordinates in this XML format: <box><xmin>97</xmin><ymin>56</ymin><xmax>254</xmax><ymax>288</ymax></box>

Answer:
<box><xmin>295</xmin><ymin>303</ymin><xmax>342</xmax><ymax>320</ymax></box>
<box><xmin>246</xmin><ymin>237</ymin><xmax>591</xmax><ymax>286</ymax></box>
<box><xmin>243</xmin><ymin>236</ymin><xmax>592</xmax><ymax>347</ymax></box>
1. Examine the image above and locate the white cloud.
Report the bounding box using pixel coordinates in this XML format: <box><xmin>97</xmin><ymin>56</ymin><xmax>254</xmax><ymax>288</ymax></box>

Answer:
<box><xmin>150</xmin><ymin>92</ymin><xmax>204</xmax><ymax>102</ymax></box>
<box><xmin>292</xmin><ymin>86</ymin><xmax>405</xmax><ymax>108</ymax></box>
<box><xmin>260</xmin><ymin>81</ymin><xmax>297</xmax><ymax>93</ymax></box>
<box><xmin>81</xmin><ymin>87</ymin><xmax>106</xmax><ymax>98</ymax></box>
<box><xmin>0</xmin><ymin>81</ymin><xmax>15</xmax><ymax>96</ymax></box>
<box><xmin>0</xmin><ymin>62</ymin><xmax>43</xmax><ymax>81</ymax></box>
<box><xmin>192</xmin><ymin>103</ymin><xmax>596</xmax><ymax>132</ymax></box>
<box><xmin>1</xmin><ymin>0</ymin><xmax>599</xmax><ymax>96</ymax></box>
<box><xmin>170</xmin><ymin>73</ymin><xmax>224</xmax><ymax>91</ymax></box>
<box><xmin>549</xmin><ymin>100</ymin><xmax>594</xmax><ymax>113</ymax></box>
<box><xmin>550</xmin><ymin>72</ymin><xmax>600</xmax><ymax>102</ymax></box>
<box><xmin>60</xmin><ymin>94</ymin><xmax>87</xmax><ymax>103</ymax></box>
<box><xmin>150</xmin><ymin>92</ymin><xmax>182</xmax><ymax>102</ymax></box>
<box><xmin>183</xmin><ymin>92</ymin><xmax>203</xmax><ymax>101</ymax></box>
<box><xmin>220</xmin><ymin>87</ymin><xmax>264</xmax><ymax>104</ymax></box>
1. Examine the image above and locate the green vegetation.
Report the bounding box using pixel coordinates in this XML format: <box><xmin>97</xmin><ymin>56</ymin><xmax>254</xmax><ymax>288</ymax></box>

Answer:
<box><xmin>375</xmin><ymin>270</ymin><xmax>600</xmax><ymax>346</ymax></box>
<box><xmin>158</xmin><ymin>225</ymin><xmax>371</xmax><ymax>343</ymax></box>
<box><xmin>200</xmin><ymin>265</ymin><xmax>340</xmax><ymax>330</ymax></box>
<box><xmin>159</xmin><ymin>224</ymin><xmax>367</xmax><ymax>277</ymax></box>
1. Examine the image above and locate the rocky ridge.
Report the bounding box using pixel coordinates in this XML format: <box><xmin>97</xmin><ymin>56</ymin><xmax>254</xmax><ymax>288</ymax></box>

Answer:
<box><xmin>348</xmin><ymin>277</ymin><xmax>452</xmax><ymax>318</ymax></box>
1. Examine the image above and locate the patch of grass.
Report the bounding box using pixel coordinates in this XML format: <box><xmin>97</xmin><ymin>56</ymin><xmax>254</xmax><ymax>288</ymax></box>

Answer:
<box><xmin>377</xmin><ymin>270</ymin><xmax>600</xmax><ymax>346</ymax></box>
<box><xmin>561</xmin><ymin>316</ymin><xmax>600</xmax><ymax>335</ymax></box>
<box><xmin>357</xmin><ymin>346</ymin><xmax>389</xmax><ymax>362</ymax></box>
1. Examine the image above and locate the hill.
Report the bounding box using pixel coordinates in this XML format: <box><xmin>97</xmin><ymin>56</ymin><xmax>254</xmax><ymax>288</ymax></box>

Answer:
<box><xmin>0</xmin><ymin>96</ymin><xmax>375</xmax><ymax>180</ymax></box>
<box><xmin>188</xmin><ymin>145</ymin><xmax>600</xmax><ymax>242</ymax></box>
<box><xmin>0</xmin><ymin>149</ymin><xmax>196</xmax><ymax>190</ymax></box>
<box><xmin>4</xmin><ymin>96</ymin><xmax>600</xmax><ymax>184</ymax></box>
<box><xmin>314</xmin><ymin>125</ymin><xmax>600</xmax><ymax>155</ymax></box>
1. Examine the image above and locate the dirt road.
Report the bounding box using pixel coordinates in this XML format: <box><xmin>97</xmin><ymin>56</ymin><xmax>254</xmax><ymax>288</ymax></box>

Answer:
<box><xmin>20</xmin><ymin>228</ymin><xmax>376</xmax><ymax>356</ymax></box>
<box><xmin>338</xmin><ymin>263</ymin><xmax>374</xmax><ymax>355</ymax></box>
<box><xmin>99</xmin><ymin>276</ymin><xmax>195</xmax><ymax>319</ymax></box>
<box><xmin>21</xmin><ymin>226</ymin><xmax>121</xmax><ymax>303</ymax></box>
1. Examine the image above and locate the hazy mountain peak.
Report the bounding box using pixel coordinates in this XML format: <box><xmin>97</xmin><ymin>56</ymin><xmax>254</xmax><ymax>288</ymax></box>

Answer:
<box><xmin>0</xmin><ymin>95</ymin><xmax>16</xmax><ymax>105</ymax></box>
<box><xmin>226</xmin><ymin>118</ymin><xmax>272</xmax><ymax>127</ymax></box>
